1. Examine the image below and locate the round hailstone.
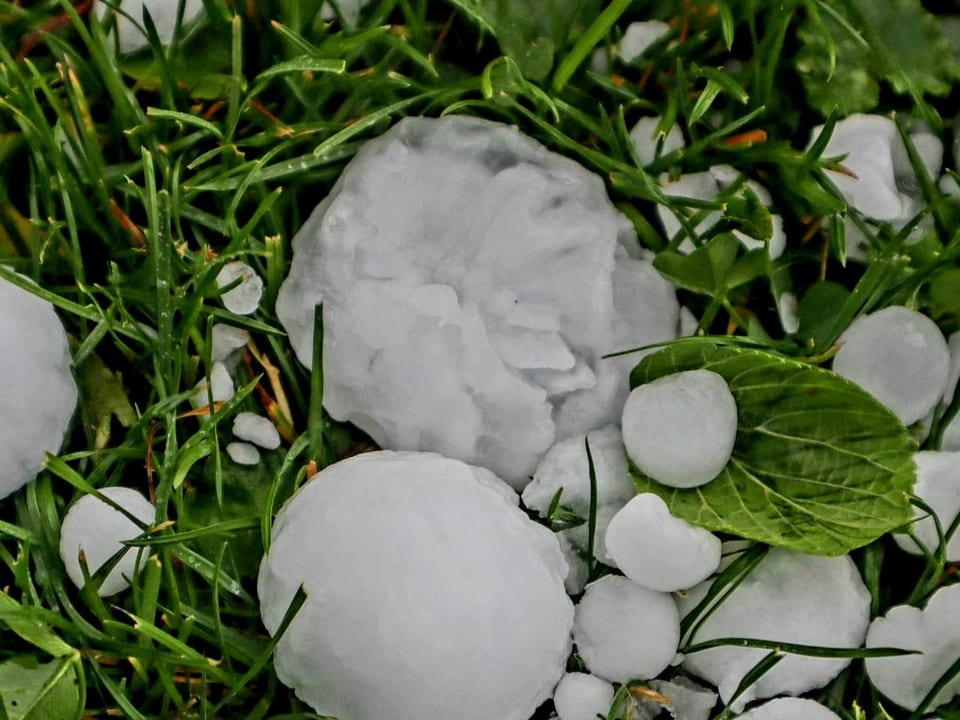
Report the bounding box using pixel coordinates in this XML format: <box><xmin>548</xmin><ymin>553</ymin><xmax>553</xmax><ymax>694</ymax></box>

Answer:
<box><xmin>572</xmin><ymin>575</ymin><xmax>680</xmax><ymax>683</ymax></box>
<box><xmin>257</xmin><ymin>451</ymin><xmax>574</xmax><ymax>720</ymax></box>
<box><xmin>232</xmin><ymin>412</ymin><xmax>281</xmax><ymax>450</ymax></box>
<box><xmin>94</xmin><ymin>0</ymin><xmax>205</xmax><ymax>55</ymax></box>
<box><xmin>677</xmin><ymin>549</ymin><xmax>871</xmax><ymax>709</ymax></box>
<box><xmin>832</xmin><ymin>306</ymin><xmax>949</xmax><ymax>425</ymax></box>
<box><xmin>226</xmin><ymin>442</ymin><xmax>260</xmax><ymax>466</ymax></box>
<box><xmin>866</xmin><ymin>584</ymin><xmax>960</xmax><ymax>711</ymax></box>
<box><xmin>630</xmin><ymin>116</ymin><xmax>685</xmax><ymax>167</ymax></box>
<box><xmin>894</xmin><ymin>451</ymin><xmax>960</xmax><ymax>560</ymax></box>
<box><xmin>736</xmin><ymin>698</ymin><xmax>841</xmax><ymax>720</ymax></box>
<box><xmin>553</xmin><ymin>673</ymin><xmax>615</xmax><ymax>720</ymax></box>
<box><xmin>604</xmin><ymin>493</ymin><xmax>721</xmax><ymax>592</ymax></box>
<box><xmin>216</xmin><ymin>261</ymin><xmax>264</xmax><ymax>316</ymax></box>
<box><xmin>59</xmin><ymin>486</ymin><xmax>155</xmax><ymax>597</ymax></box>
<box><xmin>0</xmin><ymin>275</ymin><xmax>78</xmax><ymax>500</ymax></box>
<box><xmin>522</xmin><ymin>425</ymin><xmax>634</xmax><ymax>518</ymax></box>
<box><xmin>211</xmin><ymin>323</ymin><xmax>249</xmax><ymax>363</ymax></box>
<box><xmin>621</xmin><ymin>369</ymin><xmax>737</xmax><ymax>488</ymax></box>
<box><xmin>275</xmin><ymin>116</ymin><xmax>679</xmax><ymax>488</ymax></box>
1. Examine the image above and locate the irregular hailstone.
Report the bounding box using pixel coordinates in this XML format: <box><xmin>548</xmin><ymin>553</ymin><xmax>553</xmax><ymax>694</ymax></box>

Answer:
<box><xmin>257</xmin><ymin>451</ymin><xmax>574</xmax><ymax>720</ymax></box>
<box><xmin>621</xmin><ymin>369</ymin><xmax>737</xmax><ymax>488</ymax></box>
<box><xmin>633</xmin><ymin>677</ymin><xmax>717</xmax><ymax>720</ymax></box>
<box><xmin>866</xmin><ymin>583</ymin><xmax>960</xmax><ymax>711</ymax></box>
<box><xmin>226</xmin><ymin>441</ymin><xmax>260</xmax><ymax>466</ymax></box>
<box><xmin>320</xmin><ymin>0</ymin><xmax>371</xmax><ymax>26</ymax></box>
<box><xmin>572</xmin><ymin>575</ymin><xmax>680</xmax><ymax>683</ymax></box>
<box><xmin>552</xmin><ymin>672</ymin><xmax>615</xmax><ymax>720</ymax></box>
<box><xmin>211</xmin><ymin>323</ymin><xmax>249</xmax><ymax>363</ymax></box>
<box><xmin>0</xmin><ymin>275</ymin><xmax>78</xmax><ymax>500</ymax></box>
<box><xmin>94</xmin><ymin>0</ymin><xmax>205</xmax><ymax>55</ymax></box>
<box><xmin>59</xmin><ymin>486</ymin><xmax>155</xmax><ymax>597</ymax></box>
<box><xmin>216</xmin><ymin>261</ymin><xmax>264</xmax><ymax>316</ymax></box>
<box><xmin>736</xmin><ymin>698</ymin><xmax>841</xmax><ymax>720</ymax></box>
<box><xmin>619</xmin><ymin>21</ymin><xmax>671</xmax><ymax>63</ymax></box>
<box><xmin>832</xmin><ymin>306</ymin><xmax>949</xmax><ymax>425</ymax></box>
<box><xmin>605</xmin><ymin>493</ymin><xmax>721</xmax><ymax>592</ymax></box>
<box><xmin>232</xmin><ymin>412</ymin><xmax>281</xmax><ymax>450</ymax></box>
<box><xmin>677</xmin><ymin>549</ymin><xmax>871</xmax><ymax>709</ymax></box>
<box><xmin>276</xmin><ymin>116</ymin><xmax>679</xmax><ymax>487</ymax></box>
<box><xmin>191</xmin><ymin>361</ymin><xmax>235</xmax><ymax>407</ymax></box>
<box><xmin>522</xmin><ymin>425</ymin><xmax>634</xmax><ymax>518</ymax></box>
<box><xmin>630</xmin><ymin>116</ymin><xmax>685</xmax><ymax>167</ymax></box>
<box><xmin>894</xmin><ymin>452</ymin><xmax>960</xmax><ymax>560</ymax></box>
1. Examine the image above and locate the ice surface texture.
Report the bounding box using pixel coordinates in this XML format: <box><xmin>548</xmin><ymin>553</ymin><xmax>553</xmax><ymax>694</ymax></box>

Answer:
<box><xmin>632</xmin><ymin>677</ymin><xmax>717</xmax><ymax>720</ymax></box>
<box><xmin>257</xmin><ymin>451</ymin><xmax>574</xmax><ymax>720</ymax></box>
<box><xmin>552</xmin><ymin>672</ymin><xmax>615</xmax><ymax>720</ymax></box>
<box><xmin>866</xmin><ymin>583</ymin><xmax>960</xmax><ymax>710</ymax></box>
<box><xmin>736</xmin><ymin>698</ymin><xmax>841</xmax><ymax>720</ymax></box>
<box><xmin>94</xmin><ymin>0</ymin><xmax>205</xmax><ymax>54</ymax></box>
<box><xmin>678</xmin><ymin>548</ymin><xmax>871</xmax><ymax>709</ymax></box>
<box><xmin>0</xmin><ymin>275</ymin><xmax>77</xmax><ymax>500</ymax></box>
<box><xmin>276</xmin><ymin>115</ymin><xmax>678</xmax><ymax>486</ymax></box>
<box><xmin>59</xmin><ymin>486</ymin><xmax>155</xmax><ymax>597</ymax></box>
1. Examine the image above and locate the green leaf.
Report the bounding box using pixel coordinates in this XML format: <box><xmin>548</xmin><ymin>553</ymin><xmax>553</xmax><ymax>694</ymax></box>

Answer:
<box><xmin>77</xmin><ymin>354</ymin><xmax>137</xmax><ymax>452</ymax></box>
<box><xmin>928</xmin><ymin>268</ymin><xmax>960</xmax><ymax>319</ymax></box>
<box><xmin>0</xmin><ymin>595</ymin><xmax>75</xmax><ymax>659</ymax></box>
<box><xmin>628</xmin><ymin>342</ymin><xmax>916</xmax><ymax>556</ymax></box>
<box><xmin>0</xmin><ymin>656</ymin><xmax>81</xmax><ymax>720</ymax></box>
<box><xmin>723</xmin><ymin>185</ymin><xmax>773</xmax><ymax>241</ymax></box>
<box><xmin>797</xmin><ymin>281</ymin><xmax>851</xmax><ymax>349</ymax></box>
<box><xmin>653</xmin><ymin>233</ymin><xmax>741</xmax><ymax>297</ymax></box>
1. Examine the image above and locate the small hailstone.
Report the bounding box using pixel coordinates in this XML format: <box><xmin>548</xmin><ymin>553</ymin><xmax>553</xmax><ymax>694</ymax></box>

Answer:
<box><xmin>866</xmin><ymin>583</ymin><xmax>960</xmax><ymax>711</ymax></box>
<box><xmin>257</xmin><ymin>451</ymin><xmax>573</xmax><ymax>720</ymax></box>
<box><xmin>59</xmin><ymin>487</ymin><xmax>154</xmax><ymax>597</ymax></box>
<box><xmin>677</xmin><ymin>549</ymin><xmax>871</xmax><ymax>709</ymax></box>
<box><xmin>630</xmin><ymin>117</ymin><xmax>685</xmax><ymax>167</ymax></box>
<box><xmin>552</xmin><ymin>672</ymin><xmax>615</xmax><ymax>720</ymax></box>
<box><xmin>216</xmin><ymin>261</ymin><xmax>264</xmax><ymax>316</ymax></box>
<box><xmin>572</xmin><ymin>575</ymin><xmax>680</xmax><ymax>683</ymax></box>
<box><xmin>622</xmin><ymin>369</ymin><xmax>737</xmax><ymax>488</ymax></box>
<box><xmin>0</xmin><ymin>274</ymin><xmax>78</xmax><ymax>500</ymax></box>
<box><xmin>522</xmin><ymin>425</ymin><xmax>634</xmax><ymax>518</ymax></box>
<box><xmin>894</xmin><ymin>452</ymin><xmax>960</xmax><ymax>561</ymax></box>
<box><xmin>619</xmin><ymin>21</ymin><xmax>671</xmax><ymax>63</ymax></box>
<box><xmin>94</xmin><ymin>0</ymin><xmax>204</xmax><ymax>54</ymax></box>
<box><xmin>211</xmin><ymin>323</ymin><xmax>249</xmax><ymax>362</ymax></box>
<box><xmin>633</xmin><ymin>677</ymin><xmax>718</xmax><ymax>720</ymax></box>
<box><xmin>736</xmin><ymin>698</ymin><xmax>841</xmax><ymax>720</ymax></box>
<box><xmin>232</xmin><ymin>412</ymin><xmax>281</xmax><ymax>450</ymax></box>
<box><xmin>832</xmin><ymin>306</ymin><xmax>949</xmax><ymax>425</ymax></box>
<box><xmin>605</xmin><ymin>494</ymin><xmax>721</xmax><ymax>592</ymax></box>
<box><xmin>226</xmin><ymin>442</ymin><xmax>260</xmax><ymax>466</ymax></box>
<box><xmin>192</xmin><ymin>361</ymin><xmax>235</xmax><ymax>407</ymax></box>
<box><xmin>776</xmin><ymin>291</ymin><xmax>800</xmax><ymax>335</ymax></box>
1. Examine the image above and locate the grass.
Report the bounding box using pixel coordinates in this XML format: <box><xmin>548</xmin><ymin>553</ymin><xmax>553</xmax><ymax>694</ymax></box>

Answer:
<box><xmin>2</xmin><ymin>0</ymin><xmax>960</xmax><ymax>718</ymax></box>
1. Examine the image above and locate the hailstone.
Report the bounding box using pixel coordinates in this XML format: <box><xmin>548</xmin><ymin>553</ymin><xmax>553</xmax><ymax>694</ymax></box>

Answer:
<box><xmin>736</xmin><ymin>698</ymin><xmax>841</xmax><ymax>720</ymax></box>
<box><xmin>257</xmin><ymin>451</ymin><xmax>574</xmax><ymax>720</ymax></box>
<box><xmin>552</xmin><ymin>672</ymin><xmax>615</xmax><ymax>720</ymax></box>
<box><xmin>94</xmin><ymin>0</ymin><xmax>205</xmax><ymax>55</ymax></box>
<box><xmin>893</xmin><ymin>451</ymin><xmax>960</xmax><ymax>561</ymax></box>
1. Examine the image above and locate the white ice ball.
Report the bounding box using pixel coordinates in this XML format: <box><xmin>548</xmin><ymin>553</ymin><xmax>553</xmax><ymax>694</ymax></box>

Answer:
<box><xmin>552</xmin><ymin>672</ymin><xmax>615</xmax><ymax>720</ymax></box>
<box><xmin>621</xmin><ymin>369</ymin><xmax>737</xmax><ymax>488</ymax></box>
<box><xmin>216</xmin><ymin>261</ymin><xmax>264</xmax><ymax>316</ymax></box>
<box><xmin>572</xmin><ymin>575</ymin><xmax>680</xmax><ymax>682</ymax></box>
<box><xmin>894</xmin><ymin>451</ymin><xmax>960</xmax><ymax>561</ymax></box>
<box><xmin>59</xmin><ymin>486</ymin><xmax>155</xmax><ymax>597</ymax></box>
<box><xmin>832</xmin><ymin>306</ymin><xmax>949</xmax><ymax>425</ymax></box>
<box><xmin>257</xmin><ymin>451</ymin><xmax>574</xmax><ymax>720</ymax></box>
<box><xmin>737</xmin><ymin>698</ymin><xmax>841</xmax><ymax>720</ymax></box>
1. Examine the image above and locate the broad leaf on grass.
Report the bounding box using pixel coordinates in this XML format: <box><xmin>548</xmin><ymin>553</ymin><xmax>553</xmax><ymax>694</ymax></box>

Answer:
<box><xmin>654</xmin><ymin>233</ymin><xmax>759</xmax><ymax>297</ymax></box>
<box><xmin>0</xmin><ymin>656</ymin><xmax>81</xmax><ymax>720</ymax></box>
<box><xmin>77</xmin><ymin>354</ymin><xmax>137</xmax><ymax>452</ymax></box>
<box><xmin>628</xmin><ymin>341</ymin><xmax>916</xmax><ymax>556</ymax></box>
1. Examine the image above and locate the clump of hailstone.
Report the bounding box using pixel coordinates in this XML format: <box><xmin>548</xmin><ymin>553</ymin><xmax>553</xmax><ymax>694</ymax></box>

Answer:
<box><xmin>619</xmin><ymin>21</ymin><xmax>670</xmax><ymax>63</ymax></box>
<box><xmin>736</xmin><ymin>698</ymin><xmax>841</xmax><ymax>720</ymax></box>
<box><xmin>0</xmin><ymin>274</ymin><xmax>78</xmax><ymax>500</ymax></box>
<box><xmin>622</xmin><ymin>369</ymin><xmax>737</xmax><ymax>488</ymax></box>
<box><xmin>257</xmin><ymin>451</ymin><xmax>573</xmax><ymax>720</ymax></box>
<box><xmin>226</xmin><ymin>441</ymin><xmax>260</xmax><ymax>466</ymax></box>
<box><xmin>216</xmin><ymin>261</ymin><xmax>263</xmax><ymax>316</ymax></box>
<box><xmin>894</xmin><ymin>451</ymin><xmax>960</xmax><ymax>560</ymax></box>
<box><xmin>832</xmin><ymin>306</ymin><xmax>949</xmax><ymax>425</ymax></box>
<box><xmin>59</xmin><ymin>487</ymin><xmax>155</xmax><ymax>597</ymax></box>
<box><xmin>865</xmin><ymin>583</ymin><xmax>960</xmax><ymax>711</ymax></box>
<box><xmin>633</xmin><ymin>677</ymin><xmax>717</xmax><ymax>720</ymax></box>
<box><xmin>94</xmin><ymin>0</ymin><xmax>205</xmax><ymax>55</ymax></box>
<box><xmin>677</xmin><ymin>548</ymin><xmax>871</xmax><ymax>709</ymax></box>
<box><xmin>552</xmin><ymin>672</ymin><xmax>615</xmax><ymax>720</ymax></box>
<box><xmin>232</xmin><ymin>412</ymin><xmax>281</xmax><ymax>450</ymax></box>
<box><xmin>276</xmin><ymin>115</ymin><xmax>678</xmax><ymax>487</ymax></box>
<box><xmin>605</xmin><ymin>493</ymin><xmax>721</xmax><ymax>592</ymax></box>
<box><xmin>572</xmin><ymin>575</ymin><xmax>680</xmax><ymax>683</ymax></box>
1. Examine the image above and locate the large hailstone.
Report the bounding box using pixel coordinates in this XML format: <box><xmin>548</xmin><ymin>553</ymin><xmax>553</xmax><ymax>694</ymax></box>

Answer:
<box><xmin>832</xmin><ymin>306</ymin><xmax>949</xmax><ymax>425</ymax></box>
<box><xmin>94</xmin><ymin>0</ymin><xmax>205</xmax><ymax>54</ymax></box>
<box><xmin>0</xmin><ymin>275</ymin><xmax>78</xmax><ymax>500</ymax></box>
<box><xmin>678</xmin><ymin>549</ymin><xmax>871</xmax><ymax>709</ymax></box>
<box><xmin>736</xmin><ymin>698</ymin><xmax>841</xmax><ymax>720</ymax></box>
<box><xmin>894</xmin><ymin>451</ymin><xmax>960</xmax><ymax>560</ymax></box>
<box><xmin>621</xmin><ymin>369</ymin><xmax>737</xmax><ymax>488</ymax></box>
<box><xmin>59</xmin><ymin>487</ymin><xmax>155</xmax><ymax>597</ymax></box>
<box><xmin>572</xmin><ymin>575</ymin><xmax>680</xmax><ymax>682</ymax></box>
<box><xmin>276</xmin><ymin>116</ymin><xmax>679</xmax><ymax>487</ymax></box>
<box><xmin>866</xmin><ymin>583</ymin><xmax>960</xmax><ymax>711</ymax></box>
<box><xmin>257</xmin><ymin>451</ymin><xmax>574</xmax><ymax>720</ymax></box>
